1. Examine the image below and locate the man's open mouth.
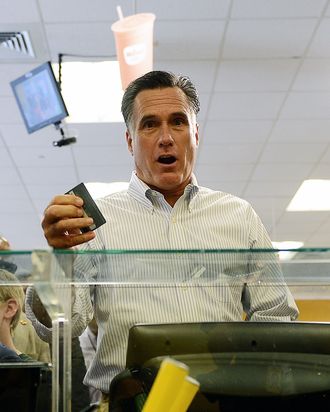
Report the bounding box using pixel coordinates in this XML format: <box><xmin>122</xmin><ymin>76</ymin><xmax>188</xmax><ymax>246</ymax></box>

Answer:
<box><xmin>158</xmin><ymin>155</ymin><xmax>177</xmax><ymax>165</ymax></box>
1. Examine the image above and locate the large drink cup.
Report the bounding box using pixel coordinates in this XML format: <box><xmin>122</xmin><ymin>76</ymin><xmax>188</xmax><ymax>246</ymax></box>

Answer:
<box><xmin>111</xmin><ymin>13</ymin><xmax>156</xmax><ymax>90</ymax></box>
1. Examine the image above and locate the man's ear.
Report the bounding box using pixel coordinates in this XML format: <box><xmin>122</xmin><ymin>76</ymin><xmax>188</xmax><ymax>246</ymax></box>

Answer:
<box><xmin>126</xmin><ymin>130</ymin><xmax>134</xmax><ymax>156</ymax></box>
<box><xmin>195</xmin><ymin>123</ymin><xmax>199</xmax><ymax>147</ymax></box>
<box><xmin>3</xmin><ymin>299</ymin><xmax>19</xmax><ymax>321</ymax></box>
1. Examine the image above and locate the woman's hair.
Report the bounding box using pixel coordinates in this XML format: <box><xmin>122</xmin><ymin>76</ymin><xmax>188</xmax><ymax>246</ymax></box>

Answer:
<box><xmin>0</xmin><ymin>236</ymin><xmax>10</xmax><ymax>251</ymax></box>
<box><xmin>121</xmin><ymin>70</ymin><xmax>200</xmax><ymax>130</ymax></box>
<box><xmin>0</xmin><ymin>269</ymin><xmax>25</xmax><ymax>330</ymax></box>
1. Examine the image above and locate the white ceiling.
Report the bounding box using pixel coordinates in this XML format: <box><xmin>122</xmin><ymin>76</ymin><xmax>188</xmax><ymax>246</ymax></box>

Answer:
<box><xmin>1</xmin><ymin>0</ymin><xmax>330</xmax><ymax>249</ymax></box>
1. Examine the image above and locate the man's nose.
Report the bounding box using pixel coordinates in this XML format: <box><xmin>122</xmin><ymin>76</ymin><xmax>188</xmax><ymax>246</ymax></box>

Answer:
<box><xmin>159</xmin><ymin>123</ymin><xmax>174</xmax><ymax>145</ymax></box>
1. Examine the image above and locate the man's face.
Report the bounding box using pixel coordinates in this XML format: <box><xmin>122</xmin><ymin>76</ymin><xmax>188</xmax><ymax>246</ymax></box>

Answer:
<box><xmin>126</xmin><ymin>87</ymin><xmax>199</xmax><ymax>194</ymax></box>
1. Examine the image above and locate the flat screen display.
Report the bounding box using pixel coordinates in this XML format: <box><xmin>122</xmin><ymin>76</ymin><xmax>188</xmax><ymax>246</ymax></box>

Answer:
<box><xmin>10</xmin><ymin>61</ymin><xmax>69</xmax><ymax>134</ymax></box>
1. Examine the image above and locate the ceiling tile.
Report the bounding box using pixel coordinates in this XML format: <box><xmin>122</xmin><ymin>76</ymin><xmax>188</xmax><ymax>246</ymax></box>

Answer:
<box><xmin>197</xmin><ymin>93</ymin><xmax>211</xmax><ymax>122</ymax></box>
<box><xmin>198</xmin><ymin>142</ymin><xmax>263</xmax><ymax>163</ymax></box>
<box><xmin>0</xmin><ymin>147</ymin><xmax>15</xmax><ymax>167</ymax></box>
<box><xmin>270</xmin><ymin>231</ymin><xmax>309</xmax><ymax>243</ymax></box>
<box><xmin>306</xmin><ymin>232</ymin><xmax>330</xmax><ymax>246</ymax></box>
<box><xmin>0</xmin><ymin>183</ymin><xmax>29</xmax><ymax>199</ymax></box>
<box><xmin>0</xmin><ymin>214</ymin><xmax>47</xmax><ymax>249</ymax></box>
<box><xmin>270</xmin><ymin>227</ymin><xmax>311</xmax><ymax>239</ymax></box>
<box><xmin>77</xmin><ymin>166</ymin><xmax>132</xmax><ymax>182</ymax></box>
<box><xmin>259</xmin><ymin>142</ymin><xmax>327</xmax><ymax>162</ymax></box>
<box><xmin>293</xmin><ymin>59</ymin><xmax>330</xmax><ymax>91</ymax></box>
<box><xmin>39</xmin><ymin>0</ymin><xmax>133</xmax><ymax>22</ymax></box>
<box><xmin>0</xmin><ymin>123</ymin><xmax>126</xmax><ymax>152</ymax></box>
<box><xmin>231</xmin><ymin>0</ymin><xmax>327</xmax><ymax>18</ymax></box>
<box><xmin>32</xmin><ymin>199</ymin><xmax>52</xmax><ymax>215</ymax></box>
<box><xmin>9</xmin><ymin>145</ymin><xmax>75</xmax><ymax>167</ymax></box>
<box><xmin>0</xmin><ymin>97</ymin><xmax>25</xmax><ymax>124</ymax></box>
<box><xmin>154</xmin><ymin>21</ymin><xmax>225</xmax><ymax>60</ymax></box>
<box><xmin>274</xmin><ymin>219</ymin><xmax>326</xmax><ymax>235</ymax></box>
<box><xmin>279</xmin><ymin>211</ymin><xmax>328</xmax><ymax>225</ymax></box>
<box><xmin>208</xmin><ymin>92</ymin><xmax>285</xmax><ymax>119</ymax></box>
<box><xmin>308</xmin><ymin>19</ymin><xmax>330</xmax><ymax>57</ymax></box>
<box><xmin>195</xmin><ymin>163</ymin><xmax>255</xmax><ymax>181</ymax></box>
<box><xmin>0</xmin><ymin>167</ymin><xmax>21</xmax><ymax>184</ymax></box>
<box><xmin>223</xmin><ymin>19</ymin><xmax>317</xmax><ymax>58</ymax></box>
<box><xmin>0</xmin><ymin>0</ymin><xmax>40</xmax><ymax>23</ymax></box>
<box><xmin>0</xmin><ymin>124</ymin><xmax>55</xmax><ymax>147</ymax></box>
<box><xmin>250</xmin><ymin>162</ymin><xmax>314</xmax><ymax>181</ymax></box>
<box><xmin>245</xmin><ymin>196</ymin><xmax>290</xmax><ymax>214</ymax></box>
<box><xmin>19</xmin><ymin>166</ymin><xmax>78</xmax><ymax>185</ymax></box>
<box><xmin>202</xmin><ymin>120</ymin><xmax>273</xmax><ymax>143</ymax></box>
<box><xmin>155</xmin><ymin>60</ymin><xmax>217</xmax><ymax>93</ymax></box>
<box><xmin>270</xmin><ymin>119</ymin><xmax>330</xmax><ymax>142</ymax></box>
<box><xmin>243</xmin><ymin>180</ymin><xmax>301</xmax><ymax>197</ymax></box>
<box><xmin>197</xmin><ymin>180</ymin><xmax>247</xmax><ymax>197</ymax></box>
<box><xmin>280</xmin><ymin>92</ymin><xmax>330</xmax><ymax>119</ymax></box>
<box><xmin>312</xmin><ymin>215</ymin><xmax>330</xmax><ymax>233</ymax></box>
<box><xmin>0</xmin><ymin>198</ymin><xmax>36</xmax><ymax>214</ymax></box>
<box><xmin>309</xmin><ymin>163</ymin><xmax>330</xmax><ymax>178</ymax></box>
<box><xmin>320</xmin><ymin>147</ymin><xmax>330</xmax><ymax>162</ymax></box>
<box><xmin>45</xmin><ymin>23</ymin><xmax>117</xmax><ymax>59</ymax></box>
<box><xmin>137</xmin><ymin>0</ymin><xmax>231</xmax><ymax>19</ymax></box>
<box><xmin>73</xmin><ymin>145</ymin><xmax>133</xmax><ymax>166</ymax></box>
<box><xmin>26</xmin><ymin>183</ymin><xmax>77</xmax><ymax>200</ymax></box>
<box><xmin>68</xmin><ymin>123</ymin><xmax>126</xmax><ymax>146</ymax></box>
<box><xmin>215</xmin><ymin>59</ymin><xmax>299</xmax><ymax>92</ymax></box>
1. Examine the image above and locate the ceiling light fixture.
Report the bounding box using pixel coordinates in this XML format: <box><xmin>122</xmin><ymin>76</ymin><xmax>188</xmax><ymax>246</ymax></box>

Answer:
<box><xmin>286</xmin><ymin>179</ymin><xmax>330</xmax><ymax>211</ymax></box>
<box><xmin>272</xmin><ymin>241</ymin><xmax>304</xmax><ymax>261</ymax></box>
<box><xmin>53</xmin><ymin>61</ymin><xmax>124</xmax><ymax>123</ymax></box>
<box><xmin>85</xmin><ymin>181</ymin><xmax>129</xmax><ymax>199</ymax></box>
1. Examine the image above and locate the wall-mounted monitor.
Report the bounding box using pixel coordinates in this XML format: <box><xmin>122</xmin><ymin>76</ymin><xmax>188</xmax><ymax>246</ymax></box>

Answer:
<box><xmin>10</xmin><ymin>61</ymin><xmax>69</xmax><ymax>134</ymax></box>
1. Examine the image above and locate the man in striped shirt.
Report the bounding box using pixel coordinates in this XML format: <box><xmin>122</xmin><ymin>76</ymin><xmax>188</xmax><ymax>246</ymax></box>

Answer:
<box><xmin>32</xmin><ymin>71</ymin><xmax>299</xmax><ymax>407</ymax></box>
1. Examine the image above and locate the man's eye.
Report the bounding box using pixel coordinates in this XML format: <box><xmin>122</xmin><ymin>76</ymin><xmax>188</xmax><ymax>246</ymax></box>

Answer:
<box><xmin>173</xmin><ymin>118</ymin><xmax>185</xmax><ymax>126</ymax></box>
<box><xmin>143</xmin><ymin>120</ymin><xmax>155</xmax><ymax>129</ymax></box>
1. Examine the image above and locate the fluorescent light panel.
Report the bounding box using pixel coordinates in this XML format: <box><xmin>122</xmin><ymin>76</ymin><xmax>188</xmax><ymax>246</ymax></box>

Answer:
<box><xmin>272</xmin><ymin>241</ymin><xmax>304</xmax><ymax>249</ymax></box>
<box><xmin>286</xmin><ymin>179</ymin><xmax>330</xmax><ymax>211</ymax></box>
<box><xmin>86</xmin><ymin>182</ymin><xmax>129</xmax><ymax>199</ymax></box>
<box><xmin>53</xmin><ymin>61</ymin><xmax>124</xmax><ymax>123</ymax></box>
<box><xmin>272</xmin><ymin>241</ymin><xmax>304</xmax><ymax>261</ymax></box>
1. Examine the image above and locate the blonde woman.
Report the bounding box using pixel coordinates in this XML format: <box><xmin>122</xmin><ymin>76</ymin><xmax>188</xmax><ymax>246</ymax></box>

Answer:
<box><xmin>0</xmin><ymin>268</ymin><xmax>32</xmax><ymax>361</ymax></box>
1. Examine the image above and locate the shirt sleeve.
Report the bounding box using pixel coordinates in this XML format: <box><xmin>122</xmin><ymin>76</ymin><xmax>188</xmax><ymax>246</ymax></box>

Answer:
<box><xmin>25</xmin><ymin>283</ymin><xmax>95</xmax><ymax>342</ymax></box>
<box><xmin>242</xmin><ymin>205</ymin><xmax>299</xmax><ymax>321</ymax></box>
<box><xmin>25</xmin><ymin>286</ymin><xmax>53</xmax><ymax>343</ymax></box>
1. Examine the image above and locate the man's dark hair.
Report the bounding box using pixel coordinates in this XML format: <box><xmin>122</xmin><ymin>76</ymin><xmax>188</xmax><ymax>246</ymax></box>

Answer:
<box><xmin>121</xmin><ymin>70</ymin><xmax>200</xmax><ymax>129</ymax></box>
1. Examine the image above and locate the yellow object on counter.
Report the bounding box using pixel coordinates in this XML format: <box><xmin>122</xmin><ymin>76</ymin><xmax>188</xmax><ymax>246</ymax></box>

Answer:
<box><xmin>168</xmin><ymin>375</ymin><xmax>200</xmax><ymax>412</ymax></box>
<box><xmin>142</xmin><ymin>358</ymin><xmax>189</xmax><ymax>412</ymax></box>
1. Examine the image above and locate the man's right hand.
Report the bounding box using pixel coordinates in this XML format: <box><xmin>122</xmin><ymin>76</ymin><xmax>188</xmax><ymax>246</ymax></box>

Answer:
<box><xmin>42</xmin><ymin>194</ymin><xmax>96</xmax><ymax>249</ymax></box>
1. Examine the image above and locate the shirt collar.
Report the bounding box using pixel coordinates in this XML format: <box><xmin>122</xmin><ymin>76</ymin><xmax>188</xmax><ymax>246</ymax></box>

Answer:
<box><xmin>127</xmin><ymin>171</ymin><xmax>199</xmax><ymax>210</ymax></box>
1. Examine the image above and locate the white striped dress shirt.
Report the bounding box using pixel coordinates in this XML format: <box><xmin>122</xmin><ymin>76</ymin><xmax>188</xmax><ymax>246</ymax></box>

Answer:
<box><xmin>26</xmin><ymin>172</ymin><xmax>298</xmax><ymax>393</ymax></box>
<box><xmin>69</xmin><ymin>172</ymin><xmax>298</xmax><ymax>393</ymax></box>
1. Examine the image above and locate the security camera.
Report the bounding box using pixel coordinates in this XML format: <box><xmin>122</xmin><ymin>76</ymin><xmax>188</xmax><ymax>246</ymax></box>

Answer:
<box><xmin>53</xmin><ymin>137</ymin><xmax>77</xmax><ymax>147</ymax></box>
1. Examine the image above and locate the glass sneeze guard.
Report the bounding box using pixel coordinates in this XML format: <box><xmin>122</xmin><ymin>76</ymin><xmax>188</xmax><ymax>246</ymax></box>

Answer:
<box><xmin>1</xmin><ymin>248</ymin><xmax>330</xmax><ymax>411</ymax></box>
